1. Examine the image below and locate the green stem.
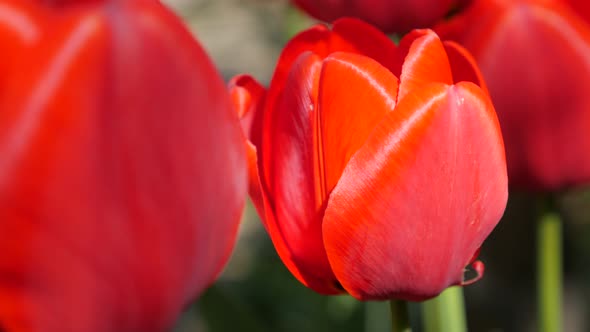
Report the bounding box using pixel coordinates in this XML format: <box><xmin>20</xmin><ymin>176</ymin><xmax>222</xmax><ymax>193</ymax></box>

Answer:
<box><xmin>365</xmin><ymin>301</ymin><xmax>390</xmax><ymax>332</ymax></box>
<box><xmin>537</xmin><ymin>197</ymin><xmax>562</xmax><ymax>332</ymax></box>
<box><xmin>389</xmin><ymin>300</ymin><xmax>411</xmax><ymax>332</ymax></box>
<box><xmin>421</xmin><ymin>286</ymin><xmax>467</xmax><ymax>332</ymax></box>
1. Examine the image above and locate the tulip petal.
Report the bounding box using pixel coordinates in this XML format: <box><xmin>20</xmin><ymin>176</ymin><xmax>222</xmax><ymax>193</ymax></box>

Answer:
<box><xmin>226</xmin><ymin>76</ymin><xmax>315</xmax><ymax>295</ymax></box>
<box><xmin>443</xmin><ymin>41</ymin><xmax>489</xmax><ymax>93</ymax></box>
<box><xmin>330</xmin><ymin>18</ymin><xmax>399</xmax><ymax>73</ymax></box>
<box><xmin>266</xmin><ymin>18</ymin><xmax>398</xmax><ymax>121</ymax></box>
<box><xmin>317</xmin><ymin>51</ymin><xmax>398</xmax><ymax>200</ymax></box>
<box><xmin>323</xmin><ymin>82</ymin><xmax>507</xmax><ymax>301</ymax></box>
<box><xmin>228</xmin><ymin>74</ymin><xmax>266</xmax><ymax>145</ymax></box>
<box><xmin>228</xmin><ymin>75</ymin><xmax>267</xmax><ymax>218</ymax></box>
<box><xmin>397</xmin><ymin>30</ymin><xmax>453</xmax><ymax>101</ymax></box>
<box><xmin>262</xmin><ymin>52</ymin><xmax>340</xmax><ymax>294</ymax></box>
<box><xmin>0</xmin><ymin>1</ymin><xmax>246</xmax><ymax>330</ymax></box>
<box><xmin>292</xmin><ymin>0</ymin><xmax>455</xmax><ymax>34</ymax></box>
<box><xmin>565</xmin><ymin>0</ymin><xmax>590</xmax><ymax>23</ymax></box>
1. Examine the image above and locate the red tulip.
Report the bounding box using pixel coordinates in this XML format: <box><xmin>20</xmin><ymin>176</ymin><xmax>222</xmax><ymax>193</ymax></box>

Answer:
<box><xmin>230</xmin><ymin>18</ymin><xmax>507</xmax><ymax>301</ymax></box>
<box><xmin>437</xmin><ymin>0</ymin><xmax>590</xmax><ymax>190</ymax></box>
<box><xmin>291</xmin><ymin>0</ymin><xmax>469</xmax><ymax>34</ymax></box>
<box><xmin>0</xmin><ymin>0</ymin><xmax>246</xmax><ymax>331</ymax></box>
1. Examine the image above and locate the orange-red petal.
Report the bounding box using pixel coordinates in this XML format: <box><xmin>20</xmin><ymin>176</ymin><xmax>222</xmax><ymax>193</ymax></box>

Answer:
<box><xmin>317</xmin><ymin>52</ymin><xmax>398</xmax><ymax>202</ymax></box>
<box><xmin>228</xmin><ymin>74</ymin><xmax>266</xmax><ymax>144</ymax></box>
<box><xmin>396</xmin><ymin>30</ymin><xmax>454</xmax><ymax>101</ymax></box>
<box><xmin>323</xmin><ymin>82</ymin><xmax>507</xmax><ymax>301</ymax></box>
<box><xmin>228</xmin><ymin>75</ymin><xmax>267</xmax><ymax>218</ymax></box>
<box><xmin>228</xmin><ymin>75</ymin><xmax>317</xmax><ymax>293</ymax></box>
<box><xmin>266</xmin><ymin>18</ymin><xmax>398</xmax><ymax>123</ymax></box>
<box><xmin>329</xmin><ymin>18</ymin><xmax>399</xmax><ymax>73</ymax></box>
<box><xmin>261</xmin><ymin>52</ymin><xmax>340</xmax><ymax>294</ymax></box>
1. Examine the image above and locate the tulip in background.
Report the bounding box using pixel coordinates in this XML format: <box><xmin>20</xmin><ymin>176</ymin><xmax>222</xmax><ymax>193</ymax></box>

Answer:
<box><xmin>291</xmin><ymin>0</ymin><xmax>470</xmax><ymax>33</ymax></box>
<box><xmin>0</xmin><ymin>0</ymin><xmax>246</xmax><ymax>331</ymax></box>
<box><xmin>230</xmin><ymin>18</ymin><xmax>508</xmax><ymax>302</ymax></box>
<box><xmin>436</xmin><ymin>0</ymin><xmax>590</xmax><ymax>191</ymax></box>
<box><xmin>437</xmin><ymin>1</ymin><xmax>590</xmax><ymax>330</ymax></box>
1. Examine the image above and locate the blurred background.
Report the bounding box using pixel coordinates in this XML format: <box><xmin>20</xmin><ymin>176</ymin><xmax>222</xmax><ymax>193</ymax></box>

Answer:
<box><xmin>160</xmin><ymin>1</ymin><xmax>590</xmax><ymax>331</ymax></box>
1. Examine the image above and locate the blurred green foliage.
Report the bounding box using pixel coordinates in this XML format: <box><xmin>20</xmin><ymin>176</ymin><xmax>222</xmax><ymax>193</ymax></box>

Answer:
<box><xmin>197</xmin><ymin>219</ymin><xmax>365</xmax><ymax>332</ymax></box>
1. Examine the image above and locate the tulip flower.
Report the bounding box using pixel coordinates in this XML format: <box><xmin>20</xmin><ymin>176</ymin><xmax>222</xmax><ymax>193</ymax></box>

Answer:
<box><xmin>0</xmin><ymin>0</ymin><xmax>246</xmax><ymax>331</ymax></box>
<box><xmin>291</xmin><ymin>0</ymin><xmax>470</xmax><ymax>34</ymax></box>
<box><xmin>436</xmin><ymin>0</ymin><xmax>590</xmax><ymax>191</ymax></box>
<box><xmin>230</xmin><ymin>18</ymin><xmax>508</xmax><ymax>301</ymax></box>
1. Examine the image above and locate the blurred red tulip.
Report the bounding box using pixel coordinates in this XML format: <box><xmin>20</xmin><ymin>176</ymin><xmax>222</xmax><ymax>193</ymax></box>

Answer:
<box><xmin>0</xmin><ymin>0</ymin><xmax>246</xmax><ymax>331</ymax></box>
<box><xmin>291</xmin><ymin>0</ymin><xmax>469</xmax><ymax>34</ymax></box>
<box><xmin>230</xmin><ymin>18</ymin><xmax>507</xmax><ymax>301</ymax></box>
<box><xmin>437</xmin><ymin>0</ymin><xmax>590</xmax><ymax>190</ymax></box>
